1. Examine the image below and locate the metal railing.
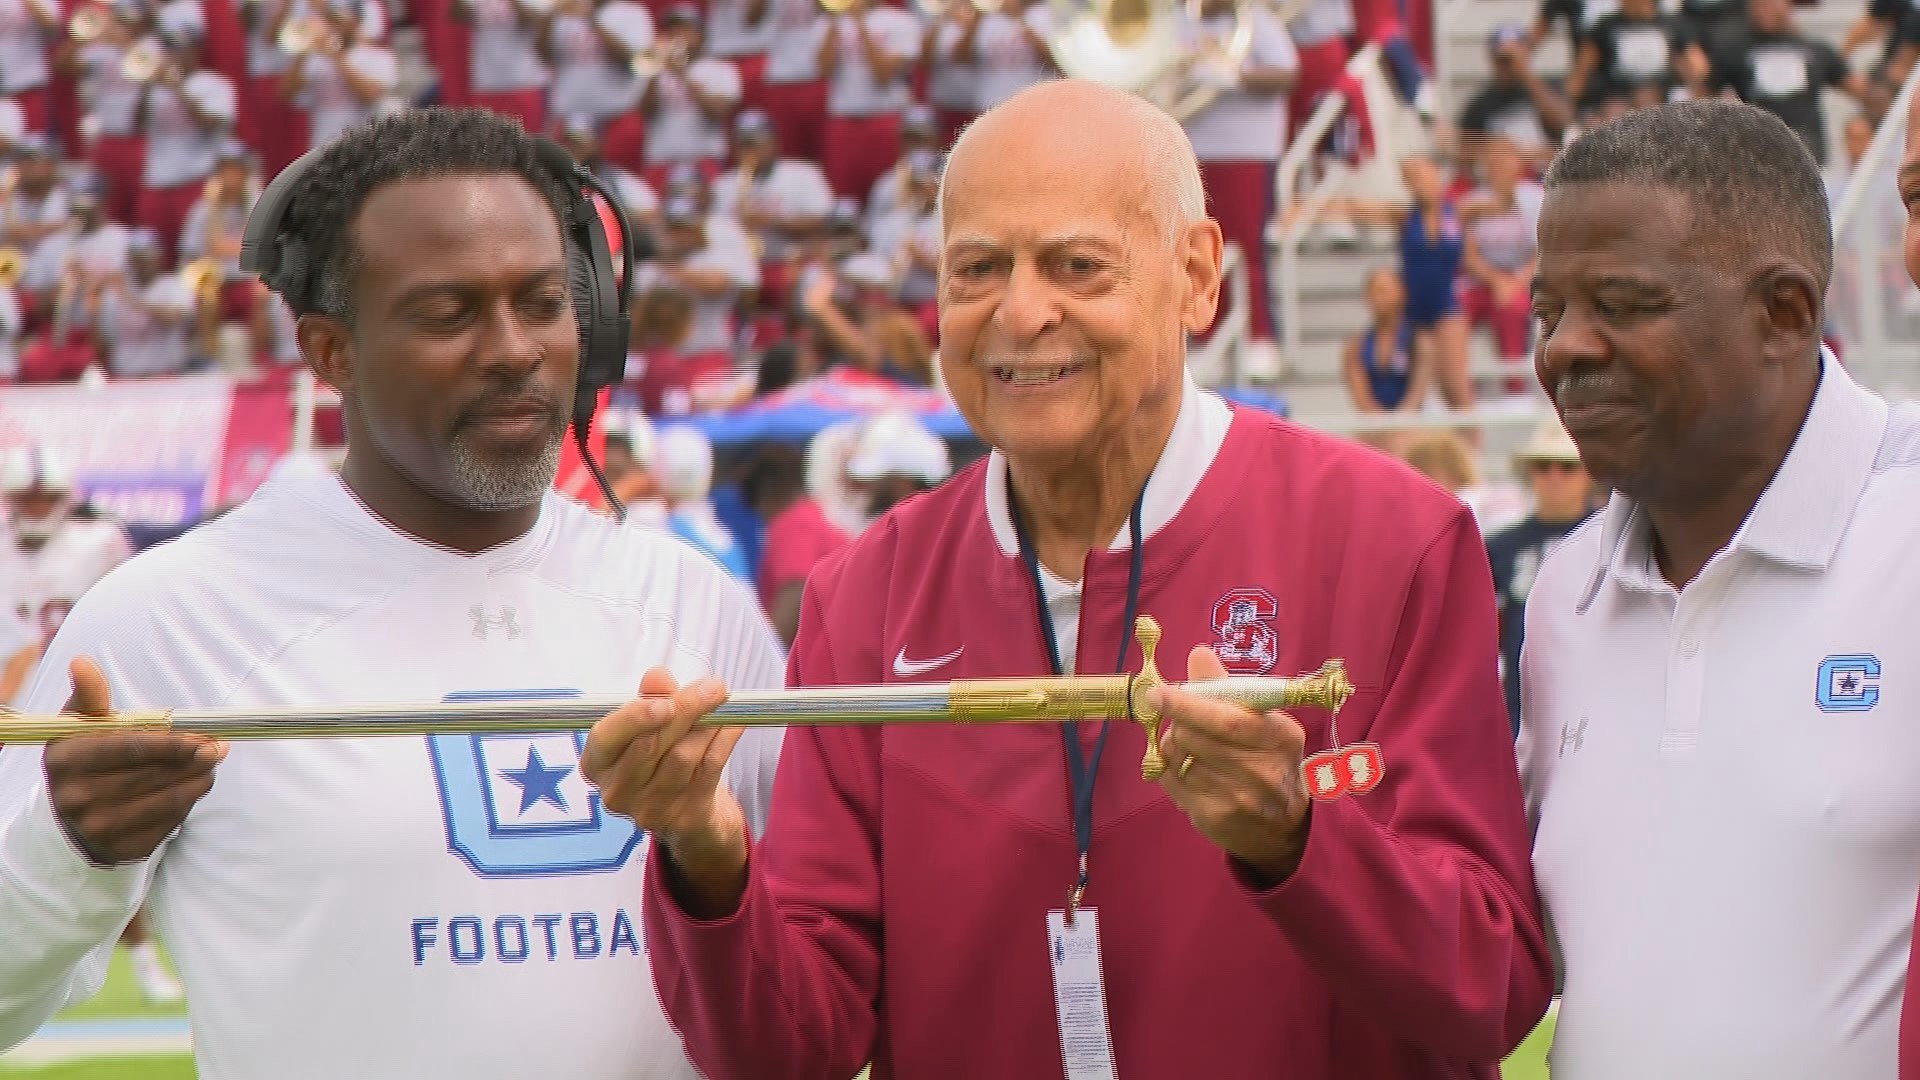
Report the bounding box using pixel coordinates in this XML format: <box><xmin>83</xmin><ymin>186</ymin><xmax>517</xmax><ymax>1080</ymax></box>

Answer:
<box><xmin>1829</xmin><ymin>61</ymin><xmax>1920</xmax><ymax>396</ymax></box>
<box><xmin>1275</xmin><ymin>42</ymin><xmax>1392</xmax><ymax>362</ymax></box>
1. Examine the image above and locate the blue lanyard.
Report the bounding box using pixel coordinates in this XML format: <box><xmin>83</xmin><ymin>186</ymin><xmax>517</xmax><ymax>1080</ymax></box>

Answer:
<box><xmin>1007</xmin><ymin>481</ymin><xmax>1147</xmax><ymax>919</ymax></box>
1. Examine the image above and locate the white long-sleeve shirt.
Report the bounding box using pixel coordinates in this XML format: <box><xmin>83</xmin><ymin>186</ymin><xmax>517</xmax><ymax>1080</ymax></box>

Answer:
<box><xmin>0</xmin><ymin>465</ymin><xmax>786</xmax><ymax>1078</ymax></box>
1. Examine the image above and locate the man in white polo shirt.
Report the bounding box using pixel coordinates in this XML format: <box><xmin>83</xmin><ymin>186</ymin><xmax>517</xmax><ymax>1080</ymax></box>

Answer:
<box><xmin>1522</xmin><ymin>98</ymin><xmax>1920</xmax><ymax>1078</ymax></box>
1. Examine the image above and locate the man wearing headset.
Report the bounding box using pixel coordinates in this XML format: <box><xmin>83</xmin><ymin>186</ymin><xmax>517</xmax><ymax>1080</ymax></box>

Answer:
<box><xmin>0</xmin><ymin>108</ymin><xmax>784</xmax><ymax>1079</ymax></box>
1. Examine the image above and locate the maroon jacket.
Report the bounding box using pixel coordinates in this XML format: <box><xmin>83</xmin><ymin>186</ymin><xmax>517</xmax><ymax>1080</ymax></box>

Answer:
<box><xmin>645</xmin><ymin>407</ymin><xmax>1552</xmax><ymax>1079</ymax></box>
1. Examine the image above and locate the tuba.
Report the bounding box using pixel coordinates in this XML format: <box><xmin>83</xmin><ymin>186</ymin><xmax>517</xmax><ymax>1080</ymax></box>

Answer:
<box><xmin>1042</xmin><ymin>0</ymin><xmax>1306</xmax><ymax>120</ymax></box>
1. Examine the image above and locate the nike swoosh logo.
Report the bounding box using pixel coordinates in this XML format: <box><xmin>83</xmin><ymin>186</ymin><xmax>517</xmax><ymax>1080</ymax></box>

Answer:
<box><xmin>893</xmin><ymin>645</ymin><xmax>965</xmax><ymax>678</ymax></box>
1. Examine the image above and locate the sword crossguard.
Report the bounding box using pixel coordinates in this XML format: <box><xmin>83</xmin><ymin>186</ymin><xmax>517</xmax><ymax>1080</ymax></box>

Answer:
<box><xmin>1130</xmin><ymin>616</ymin><xmax>1169</xmax><ymax>780</ymax></box>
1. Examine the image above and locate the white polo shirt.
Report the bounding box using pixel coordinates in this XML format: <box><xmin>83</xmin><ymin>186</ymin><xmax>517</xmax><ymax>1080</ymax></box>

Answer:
<box><xmin>1519</xmin><ymin>354</ymin><xmax>1920</xmax><ymax>1080</ymax></box>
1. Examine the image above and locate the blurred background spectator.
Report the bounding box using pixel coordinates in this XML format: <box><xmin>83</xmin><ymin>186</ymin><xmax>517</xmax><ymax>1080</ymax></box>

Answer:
<box><xmin>1342</xmin><ymin>265</ymin><xmax>1432</xmax><ymax>430</ymax></box>
<box><xmin>656</xmin><ymin>424</ymin><xmax>752</xmax><ymax>579</ymax></box>
<box><xmin>1484</xmin><ymin>417</ymin><xmax>1595</xmax><ymax>734</ymax></box>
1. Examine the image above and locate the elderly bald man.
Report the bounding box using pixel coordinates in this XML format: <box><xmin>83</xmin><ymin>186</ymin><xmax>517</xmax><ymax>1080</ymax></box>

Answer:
<box><xmin>584</xmin><ymin>80</ymin><xmax>1552</xmax><ymax>1080</ymax></box>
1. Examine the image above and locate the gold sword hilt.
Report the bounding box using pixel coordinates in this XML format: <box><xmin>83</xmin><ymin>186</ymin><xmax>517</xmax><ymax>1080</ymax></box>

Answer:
<box><xmin>1126</xmin><ymin>616</ymin><xmax>1356</xmax><ymax>780</ymax></box>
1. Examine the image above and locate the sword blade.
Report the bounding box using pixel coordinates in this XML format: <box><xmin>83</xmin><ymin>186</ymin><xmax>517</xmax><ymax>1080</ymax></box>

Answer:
<box><xmin>0</xmin><ymin>663</ymin><xmax>1353</xmax><ymax>743</ymax></box>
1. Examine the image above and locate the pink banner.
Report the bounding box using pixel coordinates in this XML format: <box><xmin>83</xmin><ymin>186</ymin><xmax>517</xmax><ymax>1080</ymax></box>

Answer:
<box><xmin>0</xmin><ymin>380</ymin><xmax>237</xmax><ymax>527</ymax></box>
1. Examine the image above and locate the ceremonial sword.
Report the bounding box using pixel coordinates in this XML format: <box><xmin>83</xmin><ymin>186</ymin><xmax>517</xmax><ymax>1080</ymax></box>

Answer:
<box><xmin>0</xmin><ymin>617</ymin><xmax>1354</xmax><ymax>780</ymax></box>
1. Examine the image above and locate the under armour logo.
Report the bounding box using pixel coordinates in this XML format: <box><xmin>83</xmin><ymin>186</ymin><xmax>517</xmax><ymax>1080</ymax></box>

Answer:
<box><xmin>470</xmin><ymin>604</ymin><xmax>521</xmax><ymax>641</ymax></box>
<box><xmin>1559</xmin><ymin>717</ymin><xmax>1589</xmax><ymax>758</ymax></box>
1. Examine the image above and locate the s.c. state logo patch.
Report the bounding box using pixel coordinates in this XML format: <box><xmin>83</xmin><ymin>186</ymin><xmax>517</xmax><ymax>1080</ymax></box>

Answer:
<box><xmin>1211</xmin><ymin>587</ymin><xmax>1279</xmax><ymax>674</ymax></box>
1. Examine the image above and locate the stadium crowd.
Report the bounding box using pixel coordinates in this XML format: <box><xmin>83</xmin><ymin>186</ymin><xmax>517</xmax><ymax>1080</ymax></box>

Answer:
<box><xmin>0</xmin><ymin>0</ymin><xmax>1890</xmax><ymax>401</ymax></box>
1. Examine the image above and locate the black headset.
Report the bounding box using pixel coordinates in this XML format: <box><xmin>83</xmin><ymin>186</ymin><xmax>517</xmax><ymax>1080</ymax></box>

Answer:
<box><xmin>239</xmin><ymin>134</ymin><xmax>637</xmax><ymax>512</ymax></box>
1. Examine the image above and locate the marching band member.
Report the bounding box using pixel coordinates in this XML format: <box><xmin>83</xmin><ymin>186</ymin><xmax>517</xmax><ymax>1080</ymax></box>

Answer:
<box><xmin>645</xmin><ymin>193</ymin><xmax>758</xmax><ymax>363</ymax></box>
<box><xmin>967</xmin><ymin>0</ymin><xmax>1052</xmax><ymax>111</ymax></box>
<box><xmin>60</xmin><ymin>0</ymin><xmax>150</xmax><ymax>223</ymax></box>
<box><xmin>1</xmin><ymin>135</ymin><xmax>71</xmax><ymax>257</ymax></box>
<box><xmin>177</xmin><ymin>138</ymin><xmax>271</xmax><ymax>363</ymax></box>
<box><xmin>0</xmin><ymin>0</ymin><xmax>61</xmax><ymax>137</ymax></box>
<box><xmin>863</xmin><ymin>98</ymin><xmax>936</xmax><ymax>227</ymax></box>
<box><xmin>455</xmin><ymin>0</ymin><xmax>551</xmax><ymax>133</ymax></box>
<box><xmin>817</xmin><ymin>0</ymin><xmax>920</xmax><ymax>199</ymax></box>
<box><xmin>540</xmin><ymin>0</ymin><xmax>651</xmax><ymax>135</ymax></box>
<box><xmin>923</xmin><ymin>0</ymin><xmax>978</xmax><ymax>146</ymax></box>
<box><xmin>90</xmin><ymin>228</ymin><xmax>194</xmax><ymax>376</ymax></box>
<box><xmin>553</xmin><ymin>113</ymin><xmax>654</xmax><ymax>221</ymax></box>
<box><xmin>865</xmin><ymin>146</ymin><xmax>937</xmax><ymax>330</ymax></box>
<box><xmin>134</xmin><ymin>16</ymin><xmax>239</xmax><ymax>267</ymax></box>
<box><xmin>1180</xmin><ymin>0</ymin><xmax>1295</xmax><ymax>373</ymax></box>
<box><xmin>702</xmin><ymin>0</ymin><xmax>772</xmax><ymax>114</ymax></box>
<box><xmin>710</xmin><ymin>108</ymin><xmax>831</xmax><ymax>287</ymax></box>
<box><xmin>279</xmin><ymin>0</ymin><xmax>399</xmax><ymax>150</ymax></box>
<box><xmin>756</xmin><ymin>0</ymin><xmax>828</xmax><ymax>162</ymax></box>
<box><xmin>639</xmin><ymin>2</ymin><xmax>741</xmax><ymax>173</ymax></box>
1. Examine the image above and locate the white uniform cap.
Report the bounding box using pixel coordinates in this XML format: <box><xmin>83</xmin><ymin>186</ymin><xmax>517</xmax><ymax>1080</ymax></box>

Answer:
<box><xmin>1513</xmin><ymin>416</ymin><xmax>1584</xmax><ymax>468</ymax></box>
<box><xmin>603</xmin><ymin>408</ymin><xmax>657</xmax><ymax>465</ymax></box>
<box><xmin>0</xmin><ymin>447</ymin><xmax>74</xmax><ymax>495</ymax></box>
<box><xmin>846</xmin><ymin>412</ymin><xmax>951</xmax><ymax>485</ymax></box>
<box><xmin>655</xmin><ymin>425</ymin><xmax>714</xmax><ymax>499</ymax></box>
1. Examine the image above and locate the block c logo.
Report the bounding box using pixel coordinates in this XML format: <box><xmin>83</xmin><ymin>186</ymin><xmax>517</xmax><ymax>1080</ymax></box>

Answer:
<box><xmin>1816</xmin><ymin>655</ymin><xmax>1881</xmax><ymax>713</ymax></box>
<box><xmin>427</xmin><ymin>689</ymin><xmax>643</xmax><ymax>878</ymax></box>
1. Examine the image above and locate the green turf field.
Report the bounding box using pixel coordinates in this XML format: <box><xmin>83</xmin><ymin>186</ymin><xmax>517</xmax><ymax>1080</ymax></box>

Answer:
<box><xmin>0</xmin><ymin>948</ymin><xmax>1556</xmax><ymax>1079</ymax></box>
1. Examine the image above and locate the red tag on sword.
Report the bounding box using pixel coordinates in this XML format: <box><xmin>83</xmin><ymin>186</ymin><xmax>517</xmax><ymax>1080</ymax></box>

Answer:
<box><xmin>1302</xmin><ymin>742</ymin><xmax>1386</xmax><ymax>802</ymax></box>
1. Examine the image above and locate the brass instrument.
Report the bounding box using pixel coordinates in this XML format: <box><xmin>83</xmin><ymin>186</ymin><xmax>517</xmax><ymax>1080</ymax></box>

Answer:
<box><xmin>277</xmin><ymin>14</ymin><xmax>335</xmax><ymax>54</ymax></box>
<box><xmin>69</xmin><ymin>6</ymin><xmax>107</xmax><ymax>42</ymax></box>
<box><xmin>628</xmin><ymin>38</ymin><xmax>689</xmax><ymax>77</ymax></box>
<box><xmin>0</xmin><ymin>616</ymin><xmax>1356</xmax><ymax>783</ymax></box>
<box><xmin>1043</xmin><ymin>0</ymin><xmax>1314</xmax><ymax>120</ymax></box>
<box><xmin>122</xmin><ymin>40</ymin><xmax>165</xmax><ymax>82</ymax></box>
<box><xmin>0</xmin><ymin>248</ymin><xmax>23</xmax><ymax>289</ymax></box>
<box><xmin>913</xmin><ymin>0</ymin><xmax>1004</xmax><ymax>18</ymax></box>
<box><xmin>181</xmin><ymin>257</ymin><xmax>223</xmax><ymax>304</ymax></box>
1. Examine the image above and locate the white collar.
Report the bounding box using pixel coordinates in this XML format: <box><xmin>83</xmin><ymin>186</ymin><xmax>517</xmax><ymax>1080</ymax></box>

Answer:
<box><xmin>984</xmin><ymin>370</ymin><xmax>1233</xmax><ymax>559</ymax></box>
<box><xmin>1576</xmin><ymin>347</ymin><xmax>1887</xmax><ymax>609</ymax></box>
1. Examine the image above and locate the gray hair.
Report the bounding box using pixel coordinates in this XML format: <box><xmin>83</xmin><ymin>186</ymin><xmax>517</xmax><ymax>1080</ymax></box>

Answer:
<box><xmin>939</xmin><ymin>80</ymin><xmax>1208</xmax><ymax>246</ymax></box>
<box><xmin>1545</xmin><ymin>98</ymin><xmax>1832</xmax><ymax>293</ymax></box>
